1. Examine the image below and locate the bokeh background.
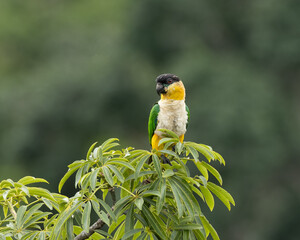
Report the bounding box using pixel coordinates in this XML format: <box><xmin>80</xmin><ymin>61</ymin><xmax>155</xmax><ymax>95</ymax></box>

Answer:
<box><xmin>0</xmin><ymin>1</ymin><xmax>299</xmax><ymax>239</ymax></box>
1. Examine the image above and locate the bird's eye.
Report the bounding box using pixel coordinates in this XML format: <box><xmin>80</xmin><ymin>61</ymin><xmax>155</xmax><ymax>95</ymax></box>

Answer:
<box><xmin>167</xmin><ymin>79</ymin><xmax>173</xmax><ymax>84</ymax></box>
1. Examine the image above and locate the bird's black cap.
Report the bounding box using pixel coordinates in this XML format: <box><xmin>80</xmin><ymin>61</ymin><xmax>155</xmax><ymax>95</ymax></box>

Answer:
<box><xmin>156</xmin><ymin>73</ymin><xmax>180</xmax><ymax>84</ymax></box>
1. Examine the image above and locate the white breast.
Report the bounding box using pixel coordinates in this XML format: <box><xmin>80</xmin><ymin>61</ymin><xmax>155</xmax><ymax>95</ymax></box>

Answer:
<box><xmin>155</xmin><ymin>99</ymin><xmax>188</xmax><ymax>137</ymax></box>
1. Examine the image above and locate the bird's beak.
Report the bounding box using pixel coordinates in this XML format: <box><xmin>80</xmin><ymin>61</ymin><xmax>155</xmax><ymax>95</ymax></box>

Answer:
<box><xmin>156</xmin><ymin>83</ymin><xmax>166</xmax><ymax>95</ymax></box>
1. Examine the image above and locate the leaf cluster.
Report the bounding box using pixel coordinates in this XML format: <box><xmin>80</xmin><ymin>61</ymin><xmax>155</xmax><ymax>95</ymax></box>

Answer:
<box><xmin>0</xmin><ymin>130</ymin><xmax>234</xmax><ymax>240</ymax></box>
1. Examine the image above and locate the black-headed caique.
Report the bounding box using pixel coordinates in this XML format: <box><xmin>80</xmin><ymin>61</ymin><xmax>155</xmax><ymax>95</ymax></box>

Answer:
<box><xmin>148</xmin><ymin>74</ymin><xmax>190</xmax><ymax>150</ymax></box>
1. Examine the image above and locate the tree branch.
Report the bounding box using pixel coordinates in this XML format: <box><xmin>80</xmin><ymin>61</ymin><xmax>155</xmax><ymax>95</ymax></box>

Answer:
<box><xmin>74</xmin><ymin>218</ymin><xmax>105</xmax><ymax>240</ymax></box>
<box><xmin>74</xmin><ymin>187</ymin><xmax>116</xmax><ymax>240</ymax></box>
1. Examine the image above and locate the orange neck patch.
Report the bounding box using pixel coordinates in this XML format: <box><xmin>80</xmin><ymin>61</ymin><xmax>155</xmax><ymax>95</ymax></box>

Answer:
<box><xmin>161</xmin><ymin>81</ymin><xmax>185</xmax><ymax>100</ymax></box>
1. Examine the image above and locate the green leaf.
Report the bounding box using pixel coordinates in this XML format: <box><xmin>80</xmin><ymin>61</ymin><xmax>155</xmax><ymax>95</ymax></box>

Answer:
<box><xmin>135</xmin><ymin>198</ymin><xmax>144</xmax><ymax>211</ymax></box>
<box><xmin>59</xmin><ymin>165</ymin><xmax>82</xmax><ymax>192</ymax></box>
<box><xmin>135</xmin><ymin>155</ymin><xmax>150</xmax><ymax>180</ymax></box>
<box><xmin>207</xmin><ymin>185</ymin><xmax>231</xmax><ymax>211</ymax></box>
<box><xmin>135</xmin><ymin>232</ymin><xmax>147</xmax><ymax>240</ymax></box>
<box><xmin>125</xmin><ymin>204</ymin><xmax>134</xmax><ymax>233</ymax></box>
<box><xmin>201</xmin><ymin>161</ymin><xmax>223</xmax><ymax>185</ymax></box>
<box><xmin>168</xmin><ymin>179</ymin><xmax>184</xmax><ymax>218</ymax></box>
<box><xmin>169</xmin><ymin>178</ymin><xmax>197</xmax><ymax>217</ymax></box>
<box><xmin>91</xmin><ymin>199</ymin><xmax>101</xmax><ymax>217</ymax></box>
<box><xmin>50</xmin><ymin>201</ymin><xmax>81</xmax><ymax>239</ymax></box>
<box><xmin>125</xmin><ymin>171</ymin><xmax>155</xmax><ymax>181</ymax></box>
<box><xmin>68</xmin><ymin>160</ymin><xmax>85</xmax><ymax>169</ymax></box>
<box><xmin>200</xmin><ymin>185</ymin><xmax>214</xmax><ymax>211</ymax></box>
<box><xmin>97</xmin><ymin>147</ymin><xmax>104</xmax><ymax>165</ymax></box>
<box><xmin>191</xmin><ymin>186</ymin><xmax>204</xmax><ymax>201</ymax></box>
<box><xmin>86</xmin><ymin>141</ymin><xmax>98</xmax><ymax>160</ymax></box>
<box><xmin>18</xmin><ymin>176</ymin><xmax>49</xmax><ymax>185</ymax></box>
<box><xmin>197</xmin><ymin>175</ymin><xmax>208</xmax><ymax>187</ymax></box>
<box><xmin>101</xmin><ymin>138</ymin><xmax>119</xmax><ymax>151</ymax></box>
<box><xmin>103</xmin><ymin>166</ymin><xmax>114</xmax><ymax>186</ymax></box>
<box><xmin>113</xmin><ymin>196</ymin><xmax>131</xmax><ymax>218</ymax></box>
<box><xmin>16</xmin><ymin>205</ymin><xmax>27</xmax><ymax>229</ymax></box>
<box><xmin>158</xmin><ymin>137</ymin><xmax>178</xmax><ymax>146</ymax></box>
<box><xmin>66</xmin><ymin>217</ymin><xmax>74</xmax><ymax>240</ymax></box>
<box><xmin>172</xmin><ymin>231</ymin><xmax>182</xmax><ymax>240</ymax></box>
<box><xmin>192</xmin><ymin>143</ymin><xmax>215</xmax><ymax>162</ymax></box>
<box><xmin>23</xmin><ymin>212</ymin><xmax>51</xmax><ymax>229</ymax></box>
<box><xmin>20</xmin><ymin>186</ymin><xmax>29</xmax><ymax>196</ymax></box>
<box><xmin>213</xmin><ymin>151</ymin><xmax>226</xmax><ymax>165</ymax></box>
<box><xmin>108</xmin><ymin>214</ymin><xmax>126</xmax><ymax>234</ymax></box>
<box><xmin>157</xmin><ymin>128</ymin><xmax>180</xmax><ymax>139</ymax></box>
<box><xmin>112</xmin><ymin>221</ymin><xmax>125</xmax><ymax>240</ymax></box>
<box><xmin>175</xmin><ymin>142</ymin><xmax>184</xmax><ymax>154</ymax></box>
<box><xmin>82</xmin><ymin>201</ymin><xmax>91</xmax><ymax>233</ymax></box>
<box><xmin>173</xmin><ymin>223</ymin><xmax>203</xmax><ymax>230</ymax></box>
<box><xmin>141</xmin><ymin>190</ymin><xmax>160</xmax><ymax>198</ymax></box>
<box><xmin>97</xmin><ymin>198</ymin><xmax>116</xmax><ymax>222</ymax></box>
<box><xmin>99</xmin><ymin>211</ymin><xmax>110</xmax><ymax>226</ymax></box>
<box><xmin>81</xmin><ymin>172</ymin><xmax>92</xmax><ymax>190</ymax></box>
<box><xmin>3</xmin><ymin>205</ymin><xmax>8</xmax><ymax>218</ymax></box>
<box><xmin>22</xmin><ymin>203</ymin><xmax>43</xmax><ymax>227</ymax></box>
<box><xmin>156</xmin><ymin>179</ymin><xmax>166</xmax><ymax>214</ymax></box>
<box><xmin>108</xmin><ymin>165</ymin><xmax>125</xmax><ymax>183</ymax></box>
<box><xmin>162</xmin><ymin>169</ymin><xmax>174</xmax><ymax>178</ymax></box>
<box><xmin>186</xmin><ymin>146</ymin><xmax>199</xmax><ymax>162</ymax></box>
<box><xmin>200</xmin><ymin>215</ymin><xmax>220</xmax><ymax>240</ymax></box>
<box><xmin>38</xmin><ymin>232</ymin><xmax>46</xmax><ymax>240</ymax></box>
<box><xmin>173</xmin><ymin>176</ymin><xmax>201</xmax><ymax>214</ymax></box>
<box><xmin>3</xmin><ymin>190</ymin><xmax>10</xmax><ymax>201</ymax></box>
<box><xmin>75</xmin><ymin>166</ymin><xmax>83</xmax><ymax>188</ymax></box>
<box><xmin>94</xmin><ymin>229</ymin><xmax>112</xmax><ymax>238</ymax></box>
<box><xmin>158</xmin><ymin>150</ymin><xmax>179</xmax><ymax>159</ymax></box>
<box><xmin>0</xmin><ymin>179</ymin><xmax>14</xmax><ymax>188</ymax></box>
<box><xmin>107</xmin><ymin>161</ymin><xmax>135</xmax><ymax>171</ymax></box>
<box><xmin>182</xmin><ymin>230</ymin><xmax>189</xmax><ymax>239</ymax></box>
<box><xmin>207</xmin><ymin>182</ymin><xmax>235</xmax><ymax>209</ymax></box>
<box><xmin>193</xmin><ymin>229</ymin><xmax>206</xmax><ymax>240</ymax></box>
<box><xmin>122</xmin><ymin>228</ymin><xmax>143</xmax><ymax>240</ymax></box>
<box><xmin>142</xmin><ymin>205</ymin><xmax>167</xmax><ymax>239</ymax></box>
<box><xmin>90</xmin><ymin>168</ymin><xmax>99</xmax><ymax>190</ymax></box>
<box><xmin>27</xmin><ymin>187</ymin><xmax>55</xmax><ymax>201</ymax></box>
<box><xmin>21</xmin><ymin>232</ymin><xmax>36</xmax><ymax>240</ymax></box>
<box><xmin>195</xmin><ymin>162</ymin><xmax>209</xmax><ymax>180</ymax></box>
<box><xmin>152</xmin><ymin>154</ymin><xmax>162</xmax><ymax>178</ymax></box>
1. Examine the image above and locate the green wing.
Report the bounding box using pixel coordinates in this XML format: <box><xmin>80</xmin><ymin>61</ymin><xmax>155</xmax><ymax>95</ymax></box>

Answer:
<box><xmin>148</xmin><ymin>103</ymin><xmax>160</xmax><ymax>146</ymax></box>
<box><xmin>186</xmin><ymin>104</ymin><xmax>190</xmax><ymax>128</ymax></box>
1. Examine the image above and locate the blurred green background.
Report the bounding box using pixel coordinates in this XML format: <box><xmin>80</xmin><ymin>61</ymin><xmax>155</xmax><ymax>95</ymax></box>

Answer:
<box><xmin>0</xmin><ymin>0</ymin><xmax>299</xmax><ymax>239</ymax></box>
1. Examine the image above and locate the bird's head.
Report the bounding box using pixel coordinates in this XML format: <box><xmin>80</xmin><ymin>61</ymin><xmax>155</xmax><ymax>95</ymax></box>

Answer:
<box><xmin>156</xmin><ymin>73</ymin><xmax>185</xmax><ymax>100</ymax></box>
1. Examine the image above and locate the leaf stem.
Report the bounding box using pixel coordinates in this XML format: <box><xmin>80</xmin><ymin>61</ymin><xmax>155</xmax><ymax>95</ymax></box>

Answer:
<box><xmin>7</xmin><ymin>199</ymin><xmax>17</xmax><ymax>220</ymax></box>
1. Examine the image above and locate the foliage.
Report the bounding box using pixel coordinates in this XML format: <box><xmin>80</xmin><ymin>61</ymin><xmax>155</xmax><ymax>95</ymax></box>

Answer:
<box><xmin>0</xmin><ymin>1</ymin><xmax>299</xmax><ymax>239</ymax></box>
<box><xmin>0</xmin><ymin>130</ymin><xmax>234</xmax><ymax>240</ymax></box>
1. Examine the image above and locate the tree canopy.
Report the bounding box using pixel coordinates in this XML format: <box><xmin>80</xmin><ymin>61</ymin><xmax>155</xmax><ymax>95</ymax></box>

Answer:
<box><xmin>0</xmin><ymin>1</ymin><xmax>299</xmax><ymax>239</ymax></box>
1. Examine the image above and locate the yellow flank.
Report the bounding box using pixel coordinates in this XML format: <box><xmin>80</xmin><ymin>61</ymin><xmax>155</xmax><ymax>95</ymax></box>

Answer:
<box><xmin>161</xmin><ymin>81</ymin><xmax>185</xmax><ymax>100</ymax></box>
<box><xmin>151</xmin><ymin>134</ymin><xmax>163</xmax><ymax>150</ymax></box>
<box><xmin>152</xmin><ymin>133</ymin><xmax>185</xmax><ymax>150</ymax></box>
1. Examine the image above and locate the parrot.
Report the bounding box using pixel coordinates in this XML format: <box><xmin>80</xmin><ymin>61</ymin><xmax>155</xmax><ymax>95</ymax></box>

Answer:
<box><xmin>148</xmin><ymin>73</ymin><xmax>190</xmax><ymax>152</ymax></box>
